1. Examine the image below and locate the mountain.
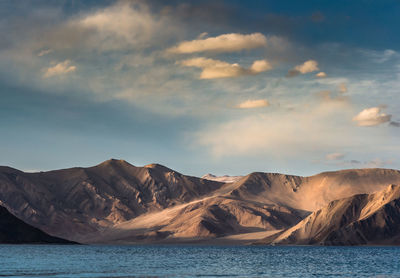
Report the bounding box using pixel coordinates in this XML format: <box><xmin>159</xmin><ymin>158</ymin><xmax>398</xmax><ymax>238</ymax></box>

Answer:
<box><xmin>86</xmin><ymin>196</ymin><xmax>306</xmax><ymax>244</ymax></box>
<box><xmin>1</xmin><ymin>160</ymin><xmax>400</xmax><ymax>244</ymax></box>
<box><xmin>258</xmin><ymin>184</ymin><xmax>400</xmax><ymax>245</ymax></box>
<box><xmin>0</xmin><ymin>159</ymin><xmax>224</xmax><ymax>242</ymax></box>
<box><xmin>229</xmin><ymin>169</ymin><xmax>400</xmax><ymax>211</ymax></box>
<box><xmin>202</xmin><ymin>174</ymin><xmax>243</xmax><ymax>183</ymax></box>
<box><xmin>0</xmin><ymin>205</ymin><xmax>74</xmax><ymax>244</ymax></box>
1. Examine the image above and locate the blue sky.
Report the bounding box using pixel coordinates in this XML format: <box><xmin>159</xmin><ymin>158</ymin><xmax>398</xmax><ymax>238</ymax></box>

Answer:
<box><xmin>0</xmin><ymin>0</ymin><xmax>399</xmax><ymax>176</ymax></box>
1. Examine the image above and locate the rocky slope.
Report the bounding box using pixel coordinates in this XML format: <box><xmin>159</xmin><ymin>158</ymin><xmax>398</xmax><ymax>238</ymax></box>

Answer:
<box><xmin>258</xmin><ymin>184</ymin><xmax>400</xmax><ymax>245</ymax></box>
<box><xmin>0</xmin><ymin>159</ymin><xmax>224</xmax><ymax>241</ymax></box>
<box><xmin>86</xmin><ymin>196</ymin><xmax>306</xmax><ymax>244</ymax></box>
<box><xmin>0</xmin><ymin>205</ymin><xmax>74</xmax><ymax>244</ymax></box>
<box><xmin>1</xmin><ymin>160</ymin><xmax>400</xmax><ymax>244</ymax></box>
<box><xmin>227</xmin><ymin>169</ymin><xmax>400</xmax><ymax>211</ymax></box>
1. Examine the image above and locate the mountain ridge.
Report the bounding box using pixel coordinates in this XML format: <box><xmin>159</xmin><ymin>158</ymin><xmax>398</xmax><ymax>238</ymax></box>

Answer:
<box><xmin>258</xmin><ymin>184</ymin><xmax>400</xmax><ymax>245</ymax></box>
<box><xmin>1</xmin><ymin>159</ymin><xmax>400</xmax><ymax>244</ymax></box>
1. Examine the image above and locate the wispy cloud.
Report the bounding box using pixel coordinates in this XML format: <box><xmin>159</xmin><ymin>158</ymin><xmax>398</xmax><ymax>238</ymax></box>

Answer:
<box><xmin>338</xmin><ymin>83</ymin><xmax>347</xmax><ymax>93</ymax></box>
<box><xmin>43</xmin><ymin>60</ymin><xmax>76</xmax><ymax>78</ymax></box>
<box><xmin>325</xmin><ymin>152</ymin><xmax>345</xmax><ymax>160</ymax></box>
<box><xmin>37</xmin><ymin>49</ymin><xmax>53</xmax><ymax>57</ymax></box>
<box><xmin>168</xmin><ymin>33</ymin><xmax>267</xmax><ymax>54</ymax></box>
<box><xmin>193</xmin><ymin>99</ymin><xmax>354</xmax><ymax>157</ymax></box>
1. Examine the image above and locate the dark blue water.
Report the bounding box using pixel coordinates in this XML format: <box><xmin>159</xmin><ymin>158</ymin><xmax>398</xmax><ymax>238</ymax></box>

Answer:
<box><xmin>0</xmin><ymin>245</ymin><xmax>399</xmax><ymax>278</ymax></box>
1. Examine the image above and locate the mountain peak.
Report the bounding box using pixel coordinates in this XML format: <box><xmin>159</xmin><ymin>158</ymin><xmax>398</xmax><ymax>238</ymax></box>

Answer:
<box><xmin>97</xmin><ymin>159</ymin><xmax>133</xmax><ymax>167</ymax></box>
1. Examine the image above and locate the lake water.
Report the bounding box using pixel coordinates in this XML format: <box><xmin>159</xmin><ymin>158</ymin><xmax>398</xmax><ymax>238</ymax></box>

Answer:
<box><xmin>0</xmin><ymin>245</ymin><xmax>399</xmax><ymax>277</ymax></box>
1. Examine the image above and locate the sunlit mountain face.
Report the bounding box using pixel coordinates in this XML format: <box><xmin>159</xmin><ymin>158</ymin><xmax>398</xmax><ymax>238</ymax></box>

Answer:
<box><xmin>1</xmin><ymin>0</ymin><xmax>399</xmax><ymax>178</ymax></box>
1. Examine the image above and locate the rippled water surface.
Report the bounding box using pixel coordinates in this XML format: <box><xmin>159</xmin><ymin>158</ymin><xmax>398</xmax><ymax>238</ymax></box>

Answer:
<box><xmin>0</xmin><ymin>245</ymin><xmax>399</xmax><ymax>277</ymax></box>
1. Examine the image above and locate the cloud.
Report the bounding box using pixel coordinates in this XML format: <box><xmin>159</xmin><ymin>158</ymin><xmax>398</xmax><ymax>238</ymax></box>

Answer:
<box><xmin>352</xmin><ymin>107</ymin><xmax>392</xmax><ymax>127</ymax></box>
<box><xmin>364</xmin><ymin>158</ymin><xmax>394</xmax><ymax>168</ymax></box>
<box><xmin>68</xmin><ymin>1</ymin><xmax>178</xmax><ymax>51</ymax></box>
<box><xmin>287</xmin><ymin>60</ymin><xmax>319</xmax><ymax>77</ymax></box>
<box><xmin>168</xmin><ymin>33</ymin><xmax>267</xmax><ymax>54</ymax></box>
<box><xmin>237</xmin><ymin>99</ymin><xmax>269</xmax><ymax>109</ymax></box>
<box><xmin>250</xmin><ymin>60</ymin><xmax>272</xmax><ymax>73</ymax></box>
<box><xmin>43</xmin><ymin>60</ymin><xmax>76</xmax><ymax>78</ymax></box>
<box><xmin>362</xmin><ymin>49</ymin><xmax>397</xmax><ymax>63</ymax></box>
<box><xmin>180</xmin><ymin>57</ymin><xmax>272</xmax><ymax>79</ymax></box>
<box><xmin>37</xmin><ymin>49</ymin><xmax>53</xmax><ymax>57</ymax></box>
<box><xmin>316</xmin><ymin>90</ymin><xmax>349</xmax><ymax>103</ymax></box>
<box><xmin>315</xmin><ymin>72</ymin><xmax>327</xmax><ymax>78</ymax></box>
<box><xmin>193</xmin><ymin>100</ymin><xmax>354</xmax><ymax>157</ymax></box>
<box><xmin>338</xmin><ymin>83</ymin><xmax>347</xmax><ymax>93</ymax></box>
<box><xmin>325</xmin><ymin>152</ymin><xmax>345</xmax><ymax>160</ymax></box>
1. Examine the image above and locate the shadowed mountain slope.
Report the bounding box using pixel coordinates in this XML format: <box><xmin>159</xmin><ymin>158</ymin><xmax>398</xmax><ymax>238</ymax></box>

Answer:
<box><xmin>258</xmin><ymin>184</ymin><xmax>400</xmax><ymax>245</ymax></box>
<box><xmin>0</xmin><ymin>205</ymin><xmax>74</xmax><ymax>244</ymax></box>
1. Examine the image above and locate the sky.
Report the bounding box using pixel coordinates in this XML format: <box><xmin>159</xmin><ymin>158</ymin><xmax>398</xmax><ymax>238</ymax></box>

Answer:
<box><xmin>1</xmin><ymin>0</ymin><xmax>399</xmax><ymax>177</ymax></box>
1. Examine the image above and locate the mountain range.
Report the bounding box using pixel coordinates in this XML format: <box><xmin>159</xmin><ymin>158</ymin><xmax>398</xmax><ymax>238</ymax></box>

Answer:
<box><xmin>1</xmin><ymin>159</ymin><xmax>400</xmax><ymax>245</ymax></box>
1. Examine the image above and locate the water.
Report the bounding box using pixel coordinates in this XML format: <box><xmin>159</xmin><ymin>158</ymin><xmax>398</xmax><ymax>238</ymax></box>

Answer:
<box><xmin>0</xmin><ymin>245</ymin><xmax>399</xmax><ymax>278</ymax></box>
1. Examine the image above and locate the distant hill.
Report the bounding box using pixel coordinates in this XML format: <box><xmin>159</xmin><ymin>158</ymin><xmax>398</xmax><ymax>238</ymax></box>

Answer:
<box><xmin>201</xmin><ymin>173</ymin><xmax>243</xmax><ymax>183</ymax></box>
<box><xmin>0</xmin><ymin>205</ymin><xmax>74</xmax><ymax>244</ymax></box>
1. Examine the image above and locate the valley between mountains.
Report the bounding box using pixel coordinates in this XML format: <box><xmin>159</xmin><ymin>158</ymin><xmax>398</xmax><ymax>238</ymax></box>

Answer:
<box><xmin>1</xmin><ymin>159</ymin><xmax>400</xmax><ymax>245</ymax></box>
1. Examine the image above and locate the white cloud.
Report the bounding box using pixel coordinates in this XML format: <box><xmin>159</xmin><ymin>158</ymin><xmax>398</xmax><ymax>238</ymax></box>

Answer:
<box><xmin>325</xmin><ymin>152</ymin><xmax>345</xmax><ymax>160</ymax></box>
<box><xmin>250</xmin><ymin>60</ymin><xmax>272</xmax><ymax>73</ymax></box>
<box><xmin>180</xmin><ymin>57</ymin><xmax>272</xmax><ymax>79</ymax></box>
<box><xmin>43</xmin><ymin>60</ymin><xmax>76</xmax><ymax>78</ymax></box>
<box><xmin>287</xmin><ymin>60</ymin><xmax>319</xmax><ymax>77</ymax></box>
<box><xmin>295</xmin><ymin>60</ymin><xmax>319</xmax><ymax>74</ymax></box>
<box><xmin>168</xmin><ymin>33</ymin><xmax>267</xmax><ymax>54</ymax></box>
<box><xmin>237</xmin><ymin>99</ymin><xmax>269</xmax><ymax>109</ymax></box>
<box><xmin>315</xmin><ymin>71</ymin><xmax>327</xmax><ymax>78</ymax></box>
<box><xmin>353</xmin><ymin>107</ymin><xmax>392</xmax><ymax>127</ymax></box>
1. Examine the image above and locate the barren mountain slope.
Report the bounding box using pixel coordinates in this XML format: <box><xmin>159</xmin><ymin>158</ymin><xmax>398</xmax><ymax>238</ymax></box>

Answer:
<box><xmin>0</xmin><ymin>159</ymin><xmax>224</xmax><ymax>241</ymax></box>
<box><xmin>227</xmin><ymin>169</ymin><xmax>400</xmax><ymax>211</ymax></box>
<box><xmin>84</xmin><ymin>195</ymin><xmax>307</xmax><ymax>244</ymax></box>
<box><xmin>258</xmin><ymin>184</ymin><xmax>400</xmax><ymax>245</ymax></box>
<box><xmin>1</xmin><ymin>160</ymin><xmax>400</xmax><ymax>244</ymax></box>
<box><xmin>0</xmin><ymin>205</ymin><xmax>74</xmax><ymax>244</ymax></box>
